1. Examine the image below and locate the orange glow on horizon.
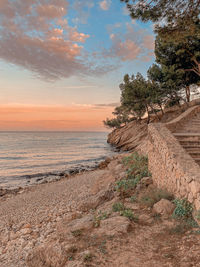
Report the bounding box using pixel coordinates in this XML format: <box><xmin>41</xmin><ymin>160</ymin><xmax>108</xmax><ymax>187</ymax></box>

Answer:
<box><xmin>0</xmin><ymin>104</ymin><xmax>115</xmax><ymax>131</ymax></box>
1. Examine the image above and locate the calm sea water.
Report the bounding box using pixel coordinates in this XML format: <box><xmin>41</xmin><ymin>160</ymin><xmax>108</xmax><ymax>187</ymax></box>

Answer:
<box><xmin>0</xmin><ymin>131</ymin><xmax>116</xmax><ymax>189</ymax></box>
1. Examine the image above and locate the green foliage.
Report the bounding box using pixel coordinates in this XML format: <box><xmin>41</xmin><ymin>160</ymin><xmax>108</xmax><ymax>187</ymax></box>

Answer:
<box><xmin>103</xmin><ymin>105</ymin><xmax>134</xmax><ymax>129</ymax></box>
<box><xmin>195</xmin><ymin>210</ymin><xmax>200</xmax><ymax>220</ymax></box>
<box><xmin>172</xmin><ymin>199</ymin><xmax>193</xmax><ymax>218</ymax></box>
<box><xmin>112</xmin><ymin>202</ymin><xmax>137</xmax><ymax>221</ymax></box>
<box><xmin>83</xmin><ymin>253</ymin><xmax>93</xmax><ymax>262</ymax></box>
<box><xmin>154</xmin><ymin>31</ymin><xmax>200</xmax><ymax>102</ymax></box>
<box><xmin>120</xmin><ymin>1</ymin><xmax>200</xmax><ymax>29</ymax></box>
<box><xmin>130</xmin><ymin>195</ymin><xmax>137</xmax><ymax>203</ymax></box>
<box><xmin>140</xmin><ymin>188</ymin><xmax>173</xmax><ymax>208</ymax></box>
<box><xmin>93</xmin><ymin>211</ymin><xmax>110</xmax><ymax>227</ymax></box>
<box><xmin>116</xmin><ymin>152</ymin><xmax>151</xmax><ymax>197</ymax></box>
<box><xmin>103</xmin><ymin>117</ymin><xmax>123</xmax><ymax>129</ymax></box>
<box><xmin>71</xmin><ymin>229</ymin><xmax>82</xmax><ymax>237</ymax></box>
<box><xmin>120</xmin><ymin>209</ymin><xmax>137</xmax><ymax>221</ymax></box>
<box><xmin>123</xmin><ymin>152</ymin><xmax>150</xmax><ymax>178</ymax></box>
<box><xmin>112</xmin><ymin>202</ymin><xmax>125</xmax><ymax>212</ymax></box>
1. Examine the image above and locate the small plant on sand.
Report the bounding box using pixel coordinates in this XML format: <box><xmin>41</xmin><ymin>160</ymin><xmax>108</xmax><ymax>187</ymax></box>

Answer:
<box><xmin>172</xmin><ymin>199</ymin><xmax>193</xmax><ymax>219</ymax></box>
<box><xmin>71</xmin><ymin>229</ymin><xmax>82</xmax><ymax>237</ymax></box>
<box><xmin>93</xmin><ymin>211</ymin><xmax>110</xmax><ymax>227</ymax></box>
<box><xmin>130</xmin><ymin>195</ymin><xmax>137</xmax><ymax>203</ymax></box>
<box><xmin>120</xmin><ymin>209</ymin><xmax>137</xmax><ymax>221</ymax></box>
<box><xmin>83</xmin><ymin>253</ymin><xmax>93</xmax><ymax>262</ymax></box>
<box><xmin>112</xmin><ymin>202</ymin><xmax>137</xmax><ymax>221</ymax></box>
<box><xmin>116</xmin><ymin>152</ymin><xmax>152</xmax><ymax>197</ymax></box>
<box><xmin>139</xmin><ymin>188</ymin><xmax>173</xmax><ymax>207</ymax></box>
<box><xmin>112</xmin><ymin>202</ymin><xmax>125</xmax><ymax>212</ymax></box>
<box><xmin>195</xmin><ymin>210</ymin><xmax>200</xmax><ymax>220</ymax></box>
<box><xmin>123</xmin><ymin>152</ymin><xmax>151</xmax><ymax>180</ymax></box>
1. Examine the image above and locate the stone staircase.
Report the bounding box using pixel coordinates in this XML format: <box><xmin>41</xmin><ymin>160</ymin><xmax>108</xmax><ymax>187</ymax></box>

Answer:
<box><xmin>173</xmin><ymin>112</ymin><xmax>200</xmax><ymax>165</ymax></box>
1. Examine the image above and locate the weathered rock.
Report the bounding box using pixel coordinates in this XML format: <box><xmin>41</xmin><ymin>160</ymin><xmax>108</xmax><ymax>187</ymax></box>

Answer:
<box><xmin>26</xmin><ymin>242</ymin><xmax>67</xmax><ymax>267</ymax></box>
<box><xmin>94</xmin><ymin>216</ymin><xmax>131</xmax><ymax>236</ymax></box>
<box><xmin>107</xmin><ymin>120</ymin><xmax>148</xmax><ymax>151</ymax></box>
<box><xmin>67</xmin><ymin>214</ymin><xmax>94</xmax><ymax>232</ymax></box>
<box><xmin>79</xmin><ymin>188</ymin><xmax>114</xmax><ymax>212</ymax></box>
<box><xmin>67</xmin><ymin>261</ymin><xmax>83</xmax><ymax>267</ymax></box>
<box><xmin>138</xmin><ymin>214</ymin><xmax>153</xmax><ymax>224</ymax></box>
<box><xmin>153</xmin><ymin>199</ymin><xmax>175</xmax><ymax>217</ymax></box>
<box><xmin>140</xmin><ymin>177</ymin><xmax>153</xmax><ymax>186</ymax></box>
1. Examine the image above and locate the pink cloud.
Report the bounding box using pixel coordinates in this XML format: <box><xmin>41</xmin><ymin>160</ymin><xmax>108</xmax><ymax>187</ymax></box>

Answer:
<box><xmin>37</xmin><ymin>4</ymin><xmax>67</xmax><ymax>19</ymax></box>
<box><xmin>113</xmin><ymin>39</ymin><xmax>141</xmax><ymax>61</ymax></box>
<box><xmin>143</xmin><ymin>35</ymin><xmax>155</xmax><ymax>50</ymax></box>
<box><xmin>0</xmin><ymin>0</ymin><xmax>113</xmax><ymax>80</ymax></box>
<box><xmin>105</xmin><ymin>23</ymin><xmax>155</xmax><ymax>62</ymax></box>
<box><xmin>99</xmin><ymin>0</ymin><xmax>112</xmax><ymax>11</ymax></box>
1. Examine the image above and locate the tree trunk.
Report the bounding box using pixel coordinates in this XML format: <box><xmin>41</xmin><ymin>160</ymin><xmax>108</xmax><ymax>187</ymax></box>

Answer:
<box><xmin>185</xmin><ymin>86</ymin><xmax>190</xmax><ymax>102</ymax></box>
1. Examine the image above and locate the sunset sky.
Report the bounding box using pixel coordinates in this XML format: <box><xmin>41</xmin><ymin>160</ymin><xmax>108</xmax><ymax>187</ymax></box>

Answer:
<box><xmin>0</xmin><ymin>0</ymin><xmax>155</xmax><ymax>131</ymax></box>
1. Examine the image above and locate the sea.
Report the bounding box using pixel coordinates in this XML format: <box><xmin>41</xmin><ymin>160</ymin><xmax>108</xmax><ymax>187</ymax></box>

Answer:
<box><xmin>0</xmin><ymin>131</ymin><xmax>116</xmax><ymax>189</ymax></box>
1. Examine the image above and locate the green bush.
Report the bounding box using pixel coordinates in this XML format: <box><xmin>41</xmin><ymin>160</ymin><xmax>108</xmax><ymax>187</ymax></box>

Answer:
<box><xmin>93</xmin><ymin>211</ymin><xmax>110</xmax><ymax>227</ymax></box>
<box><xmin>139</xmin><ymin>188</ymin><xmax>173</xmax><ymax>207</ymax></box>
<box><xmin>116</xmin><ymin>152</ymin><xmax>152</xmax><ymax>196</ymax></box>
<box><xmin>120</xmin><ymin>209</ymin><xmax>136</xmax><ymax>221</ymax></box>
<box><xmin>172</xmin><ymin>199</ymin><xmax>193</xmax><ymax>219</ymax></box>
<box><xmin>112</xmin><ymin>202</ymin><xmax>125</xmax><ymax>212</ymax></box>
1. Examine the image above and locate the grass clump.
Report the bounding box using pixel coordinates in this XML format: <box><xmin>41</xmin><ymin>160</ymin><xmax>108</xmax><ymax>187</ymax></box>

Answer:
<box><xmin>172</xmin><ymin>199</ymin><xmax>193</xmax><ymax>219</ymax></box>
<box><xmin>83</xmin><ymin>253</ymin><xmax>93</xmax><ymax>262</ymax></box>
<box><xmin>120</xmin><ymin>209</ymin><xmax>137</xmax><ymax>221</ymax></box>
<box><xmin>71</xmin><ymin>229</ymin><xmax>82</xmax><ymax>237</ymax></box>
<box><xmin>195</xmin><ymin>210</ymin><xmax>200</xmax><ymax>220</ymax></box>
<box><xmin>130</xmin><ymin>195</ymin><xmax>137</xmax><ymax>203</ymax></box>
<box><xmin>112</xmin><ymin>202</ymin><xmax>125</xmax><ymax>212</ymax></box>
<box><xmin>139</xmin><ymin>188</ymin><xmax>173</xmax><ymax>208</ymax></box>
<box><xmin>112</xmin><ymin>202</ymin><xmax>137</xmax><ymax>221</ymax></box>
<box><xmin>93</xmin><ymin>211</ymin><xmax>110</xmax><ymax>227</ymax></box>
<box><xmin>116</xmin><ymin>152</ymin><xmax>151</xmax><ymax>197</ymax></box>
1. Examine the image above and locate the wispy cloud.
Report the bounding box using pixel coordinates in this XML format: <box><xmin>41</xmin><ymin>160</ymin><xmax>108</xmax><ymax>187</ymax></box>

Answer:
<box><xmin>104</xmin><ymin>23</ymin><xmax>155</xmax><ymax>62</ymax></box>
<box><xmin>0</xmin><ymin>0</ymin><xmax>113</xmax><ymax>81</ymax></box>
<box><xmin>99</xmin><ymin>0</ymin><xmax>112</xmax><ymax>11</ymax></box>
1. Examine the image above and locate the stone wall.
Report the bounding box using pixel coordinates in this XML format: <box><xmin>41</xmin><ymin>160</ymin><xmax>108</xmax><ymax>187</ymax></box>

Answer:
<box><xmin>148</xmin><ymin>122</ymin><xmax>200</xmax><ymax>211</ymax></box>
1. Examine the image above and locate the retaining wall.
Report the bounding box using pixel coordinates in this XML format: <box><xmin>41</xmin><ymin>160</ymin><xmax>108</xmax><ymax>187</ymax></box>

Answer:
<box><xmin>148</xmin><ymin>105</ymin><xmax>200</xmax><ymax>210</ymax></box>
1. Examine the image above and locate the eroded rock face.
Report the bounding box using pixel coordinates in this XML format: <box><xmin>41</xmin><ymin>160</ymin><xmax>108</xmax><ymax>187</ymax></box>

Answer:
<box><xmin>153</xmin><ymin>199</ymin><xmax>175</xmax><ymax>217</ymax></box>
<box><xmin>107</xmin><ymin>120</ymin><xmax>148</xmax><ymax>152</ymax></box>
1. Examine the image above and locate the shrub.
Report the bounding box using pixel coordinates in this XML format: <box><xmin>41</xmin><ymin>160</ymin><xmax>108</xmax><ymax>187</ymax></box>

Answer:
<box><xmin>116</xmin><ymin>152</ymin><xmax>152</xmax><ymax>197</ymax></box>
<box><xmin>130</xmin><ymin>195</ymin><xmax>137</xmax><ymax>203</ymax></box>
<box><xmin>120</xmin><ymin>209</ymin><xmax>137</xmax><ymax>221</ymax></box>
<box><xmin>93</xmin><ymin>211</ymin><xmax>110</xmax><ymax>227</ymax></box>
<box><xmin>172</xmin><ymin>199</ymin><xmax>193</xmax><ymax>219</ymax></box>
<box><xmin>112</xmin><ymin>202</ymin><xmax>125</xmax><ymax>212</ymax></box>
<box><xmin>139</xmin><ymin>188</ymin><xmax>173</xmax><ymax>207</ymax></box>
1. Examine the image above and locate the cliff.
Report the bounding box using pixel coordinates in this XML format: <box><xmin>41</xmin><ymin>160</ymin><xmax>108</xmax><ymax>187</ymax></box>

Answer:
<box><xmin>107</xmin><ymin>98</ymin><xmax>200</xmax><ymax>152</ymax></box>
<box><xmin>107</xmin><ymin>120</ymin><xmax>148</xmax><ymax>152</ymax></box>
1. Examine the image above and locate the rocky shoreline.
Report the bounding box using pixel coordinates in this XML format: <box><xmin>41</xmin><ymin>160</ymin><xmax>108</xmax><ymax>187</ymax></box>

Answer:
<box><xmin>0</xmin><ymin>157</ymin><xmax>114</xmax><ymax>201</ymax></box>
<box><xmin>0</xmin><ymin>152</ymin><xmax>200</xmax><ymax>267</ymax></box>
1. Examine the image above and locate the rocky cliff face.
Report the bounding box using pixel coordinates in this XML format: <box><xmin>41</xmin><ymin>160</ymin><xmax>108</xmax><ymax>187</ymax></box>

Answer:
<box><xmin>107</xmin><ymin>120</ymin><xmax>148</xmax><ymax>152</ymax></box>
<box><xmin>107</xmin><ymin>99</ymin><xmax>200</xmax><ymax>153</ymax></box>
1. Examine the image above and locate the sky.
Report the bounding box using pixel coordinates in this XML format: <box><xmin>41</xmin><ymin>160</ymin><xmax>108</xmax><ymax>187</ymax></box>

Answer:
<box><xmin>0</xmin><ymin>0</ymin><xmax>155</xmax><ymax>131</ymax></box>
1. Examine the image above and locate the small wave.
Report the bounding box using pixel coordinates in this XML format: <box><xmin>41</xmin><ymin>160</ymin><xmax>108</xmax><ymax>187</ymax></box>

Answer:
<box><xmin>0</xmin><ymin>156</ymin><xmax>27</xmax><ymax>160</ymax></box>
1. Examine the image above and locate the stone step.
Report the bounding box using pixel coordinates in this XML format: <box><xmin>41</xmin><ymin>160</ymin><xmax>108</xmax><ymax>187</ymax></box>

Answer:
<box><xmin>180</xmin><ymin>141</ymin><xmax>200</xmax><ymax>146</ymax></box>
<box><xmin>182</xmin><ymin>145</ymin><xmax>200</xmax><ymax>149</ymax></box>
<box><xmin>174</xmin><ymin>133</ymin><xmax>200</xmax><ymax>142</ymax></box>
<box><xmin>192</xmin><ymin>158</ymin><xmax>200</xmax><ymax>165</ymax></box>
<box><xmin>188</xmin><ymin>152</ymin><xmax>200</xmax><ymax>158</ymax></box>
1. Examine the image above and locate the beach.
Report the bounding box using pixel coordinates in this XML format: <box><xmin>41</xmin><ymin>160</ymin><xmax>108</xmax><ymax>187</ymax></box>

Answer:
<box><xmin>1</xmin><ymin>153</ymin><xmax>200</xmax><ymax>267</ymax></box>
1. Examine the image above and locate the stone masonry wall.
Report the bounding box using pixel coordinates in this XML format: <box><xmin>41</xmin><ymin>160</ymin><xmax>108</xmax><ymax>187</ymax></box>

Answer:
<box><xmin>148</xmin><ymin>123</ymin><xmax>200</xmax><ymax>210</ymax></box>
